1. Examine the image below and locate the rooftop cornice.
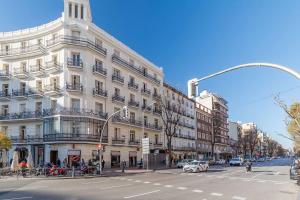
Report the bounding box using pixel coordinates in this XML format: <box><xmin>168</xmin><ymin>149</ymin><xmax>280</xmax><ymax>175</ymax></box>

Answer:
<box><xmin>0</xmin><ymin>17</ymin><xmax>64</xmax><ymax>42</ymax></box>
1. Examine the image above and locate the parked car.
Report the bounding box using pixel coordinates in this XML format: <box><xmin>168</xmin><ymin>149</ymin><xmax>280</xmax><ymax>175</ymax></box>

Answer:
<box><xmin>229</xmin><ymin>157</ymin><xmax>243</xmax><ymax>166</ymax></box>
<box><xmin>257</xmin><ymin>157</ymin><xmax>266</xmax><ymax>162</ymax></box>
<box><xmin>183</xmin><ymin>161</ymin><xmax>209</xmax><ymax>173</ymax></box>
<box><xmin>215</xmin><ymin>159</ymin><xmax>226</xmax><ymax>165</ymax></box>
<box><xmin>176</xmin><ymin>159</ymin><xmax>195</xmax><ymax>168</ymax></box>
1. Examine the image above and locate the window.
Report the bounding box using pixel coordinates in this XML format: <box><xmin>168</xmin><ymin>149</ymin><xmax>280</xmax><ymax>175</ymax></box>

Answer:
<box><xmin>71</xmin><ymin>75</ymin><xmax>80</xmax><ymax>86</ymax></box>
<box><xmin>144</xmin><ymin>116</ymin><xmax>148</xmax><ymax>125</ymax></box>
<box><xmin>2</xmin><ymin>84</ymin><xmax>8</xmax><ymax>95</ymax></box>
<box><xmin>35</xmin><ymin>102</ymin><xmax>42</xmax><ymax>112</ymax></box>
<box><xmin>95</xmin><ymin>59</ymin><xmax>102</xmax><ymax>67</ymax></box>
<box><xmin>36</xmin><ymin>125</ymin><xmax>41</xmax><ymax>137</ymax></box>
<box><xmin>114</xmin><ymin>88</ymin><xmax>120</xmax><ymax>96</ymax></box>
<box><xmin>113</xmin><ymin>68</ymin><xmax>120</xmax><ymax>76</ymax></box>
<box><xmin>75</xmin><ymin>4</ymin><xmax>78</xmax><ymax>18</ymax></box>
<box><xmin>154</xmin><ymin>119</ymin><xmax>159</xmax><ymax>127</ymax></box>
<box><xmin>71</xmin><ymin>53</ymin><xmax>81</xmax><ymax>65</ymax></box>
<box><xmin>19</xmin><ymin>104</ymin><xmax>26</xmax><ymax>113</ymax></box>
<box><xmin>95</xmin><ymin>102</ymin><xmax>103</xmax><ymax>113</ymax></box>
<box><xmin>144</xmin><ymin>132</ymin><xmax>148</xmax><ymax>138</ymax></box>
<box><xmin>130</xmin><ymin>94</ymin><xmax>135</xmax><ymax>101</ymax></box>
<box><xmin>71</xmin><ymin>98</ymin><xmax>80</xmax><ymax>111</ymax></box>
<box><xmin>69</xmin><ymin>3</ymin><xmax>72</xmax><ymax>17</ymax></box>
<box><xmin>114</xmin><ymin>128</ymin><xmax>120</xmax><ymax>138</ymax></box>
<box><xmin>20</xmin><ymin>126</ymin><xmax>26</xmax><ymax>139</ymax></box>
<box><xmin>130</xmin><ymin>130</ymin><xmax>135</xmax><ymax>141</ymax></box>
<box><xmin>143</xmin><ymin>99</ymin><xmax>147</xmax><ymax>107</ymax></box>
<box><xmin>36</xmin><ymin>81</ymin><xmax>42</xmax><ymax>92</ymax></box>
<box><xmin>155</xmin><ymin>134</ymin><xmax>159</xmax><ymax>144</ymax></box>
<box><xmin>72</xmin><ymin>121</ymin><xmax>80</xmax><ymax>134</ymax></box>
<box><xmin>81</xmin><ymin>4</ymin><xmax>84</xmax><ymax>19</ymax></box>
<box><xmin>1</xmin><ymin>105</ymin><xmax>8</xmax><ymax>115</ymax></box>
<box><xmin>95</xmin><ymin>80</ymin><xmax>103</xmax><ymax>91</ymax></box>
<box><xmin>5</xmin><ymin>45</ymin><xmax>9</xmax><ymax>55</ymax></box>
<box><xmin>129</xmin><ymin>112</ymin><xmax>135</xmax><ymax>121</ymax></box>
<box><xmin>143</xmin><ymin>82</ymin><xmax>147</xmax><ymax>90</ymax></box>
<box><xmin>129</xmin><ymin>76</ymin><xmax>135</xmax><ymax>84</ymax></box>
<box><xmin>21</xmin><ymin>62</ymin><xmax>26</xmax><ymax>72</ymax></box>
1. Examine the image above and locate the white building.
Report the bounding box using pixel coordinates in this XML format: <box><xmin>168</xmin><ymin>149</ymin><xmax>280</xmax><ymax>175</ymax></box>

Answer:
<box><xmin>0</xmin><ymin>0</ymin><xmax>164</xmax><ymax>168</ymax></box>
<box><xmin>163</xmin><ymin>83</ymin><xmax>197</xmax><ymax>160</ymax></box>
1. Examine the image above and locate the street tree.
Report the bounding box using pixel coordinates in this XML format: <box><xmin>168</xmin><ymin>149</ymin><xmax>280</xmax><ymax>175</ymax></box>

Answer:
<box><xmin>159</xmin><ymin>96</ymin><xmax>182</xmax><ymax>168</ymax></box>
<box><xmin>0</xmin><ymin>132</ymin><xmax>12</xmax><ymax>167</ymax></box>
<box><xmin>266</xmin><ymin>138</ymin><xmax>279</xmax><ymax>157</ymax></box>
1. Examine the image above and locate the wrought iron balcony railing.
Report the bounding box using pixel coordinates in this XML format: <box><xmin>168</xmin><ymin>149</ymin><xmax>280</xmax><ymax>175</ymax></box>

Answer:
<box><xmin>141</xmin><ymin>88</ymin><xmax>151</xmax><ymax>96</ymax></box>
<box><xmin>44</xmin><ymin>133</ymin><xmax>107</xmax><ymax>143</ymax></box>
<box><xmin>128</xmin><ymin>100</ymin><xmax>140</xmax><ymax>108</ymax></box>
<box><xmin>67</xmin><ymin>58</ymin><xmax>83</xmax><ymax>69</ymax></box>
<box><xmin>43</xmin><ymin>108</ymin><xmax>108</xmax><ymax>120</ymax></box>
<box><xmin>93</xmin><ymin>88</ymin><xmax>108</xmax><ymax>97</ymax></box>
<box><xmin>112</xmin><ymin>137</ymin><xmax>126</xmax><ymax>145</ymax></box>
<box><xmin>66</xmin><ymin>83</ymin><xmax>83</xmax><ymax>92</ymax></box>
<box><xmin>0</xmin><ymin>111</ymin><xmax>43</xmax><ymax>121</ymax></box>
<box><xmin>112</xmin><ymin>74</ymin><xmax>124</xmax><ymax>84</ymax></box>
<box><xmin>112</xmin><ymin>94</ymin><xmax>125</xmax><ymax>103</ymax></box>
<box><xmin>93</xmin><ymin>65</ymin><xmax>107</xmax><ymax>76</ymax></box>
<box><xmin>128</xmin><ymin>82</ymin><xmax>139</xmax><ymax>90</ymax></box>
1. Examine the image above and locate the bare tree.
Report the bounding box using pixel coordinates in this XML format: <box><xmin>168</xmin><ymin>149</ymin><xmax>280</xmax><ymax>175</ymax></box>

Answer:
<box><xmin>159</xmin><ymin>96</ymin><xmax>182</xmax><ymax>168</ymax></box>
<box><xmin>247</xmin><ymin>128</ymin><xmax>259</xmax><ymax>157</ymax></box>
<box><xmin>265</xmin><ymin>137</ymin><xmax>279</xmax><ymax>157</ymax></box>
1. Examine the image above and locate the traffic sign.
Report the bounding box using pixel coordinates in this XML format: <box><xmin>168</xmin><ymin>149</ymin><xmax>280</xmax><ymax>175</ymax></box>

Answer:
<box><xmin>142</xmin><ymin>138</ymin><xmax>150</xmax><ymax>155</ymax></box>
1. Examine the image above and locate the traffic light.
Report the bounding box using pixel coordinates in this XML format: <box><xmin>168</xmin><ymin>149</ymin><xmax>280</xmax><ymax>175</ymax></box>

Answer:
<box><xmin>97</xmin><ymin>144</ymin><xmax>102</xmax><ymax>150</ymax></box>
<box><xmin>123</xmin><ymin>106</ymin><xmax>128</xmax><ymax>118</ymax></box>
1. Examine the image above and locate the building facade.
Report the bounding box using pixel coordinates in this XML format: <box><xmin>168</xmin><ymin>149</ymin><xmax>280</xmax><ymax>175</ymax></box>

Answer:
<box><xmin>162</xmin><ymin>83</ymin><xmax>197</xmax><ymax>160</ymax></box>
<box><xmin>0</xmin><ymin>0</ymin><xmax>164</xmax><ymax>168</ymax></box>
<box><xmin>195</xmin><ymin>102</ymin><xmax>213</xmax><ymax>160</ymax></box>
<box><xmin>194</xmin><ymin>90</ymin><xmax>230</xmax><ymax>160</ymax></box>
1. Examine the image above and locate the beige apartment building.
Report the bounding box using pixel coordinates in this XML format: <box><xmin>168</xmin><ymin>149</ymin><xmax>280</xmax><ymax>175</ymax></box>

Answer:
<box><xmin>0</xmin><ymin>0</ymin><xmax>164</xmax><ymax>168</ymax></box>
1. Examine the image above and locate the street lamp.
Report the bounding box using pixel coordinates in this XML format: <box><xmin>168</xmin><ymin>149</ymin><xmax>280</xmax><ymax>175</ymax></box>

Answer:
<box><xmin>98</xmin><ymin>106</ymin><xmax>128</xmax><ymax>175</ymax></box>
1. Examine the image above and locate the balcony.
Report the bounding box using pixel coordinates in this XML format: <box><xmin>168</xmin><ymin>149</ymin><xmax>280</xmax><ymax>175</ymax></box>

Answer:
<box><xmin>141</xmin><ymin>88</ymin><xmax>151</xmax><ymax>96</ymax></box>
<box><xmin>93</xmin><ymin>88</ymin><xmax>108</xmax><ymax>98</ymax></box>
<box><xmin>67</xmin><ymin>58</ymin><xmax>83</xmax><ymax>70</ymax></box>
<box><xmin>153</xmin><ymin>108</ymin><xmax>162</xmax><ymax>115</ymax></box>
<box><xmin>128</xmin><ymin>139</ymin><xmax>140</xmax><ymax>146</ymax></box>
<box><xmin>28</xmin><ymin>88</ymin><xmax>44</xmax><ymax>99</ymax></box>
<box><xmin>0</xmin><ymin>91</ymin><xmax>11</xmax><ymax>101</ymax></box>
<box><xmin>0</xmin><ymin>111</ymin><xmax>43</xmax><ymax>122</ymax></box>
<box><xmin>112</xmin><ymin>94</ymin><xmax>125</xmax><ymax>104</ymax></box>
<box><xmin>45</xmin><ymin>61</ymin><xmax>63</xmax><ymax>74</ymax></box>
<box><xmin>14</xmin><ymin>68</ymin><xmax>29</xmax><ymax>79</ymax></box>
<box><xmin>112</xmin><ymin>137</ymin><xmax>126</xmax><ymax>145</ymax></box>
<box><xmin>112</xmin><ymin>115</ymin><xmax>143</xmax><ymax>127</ymax></box>
<box><xmin>44</xmin><ymin>85</ymin><xmax>62</xmax><ymax>96</ymax></box>
<box><xmin>0</xmin><ymin>70</ymin><xmax>11</xmax><ymax>80</ymax></box>
<box><xmin>46</xmin><ymin>35</ymin><xmax>107</xmax><ymax>57</ymax></box>
<box><xmin>112</xmin><ymin>74</ymin><xmax>124</xmax><ymax>85</ymax></box>
<box><xmin>10</xmin><ymin>135</ymin><xmax>43</xmax><ymax>144</ymax></box>
<box><xmin>30</xmin><ymin>65</ymin><xmax>45</xmax><ymax>77</ymax></box>
<box><xmin>128</xmin><ymin>82</ymin><xmax>139</xmax><ymax>91</ymax></box>
<box><xmin>43</xmin><ymin>108</ymin><xmax>108</xmax><ymax>120</ymax></box>
<box><xmin>142</xmin><ymin>105</ymin><xmax>152</xmax><ymax>113</ymax></box>
<box><xmin>112</xmin><ymin>54</ymin><xmax>161</xmax><ymax>85</ymax></box>
<box><xmin>173</xmin><ymin>146</ymin><xmax>196</xmax><ymax>151</ymax></box>
<box><xmin>0</xmin><ymin>44</ymin><xmax>46</xmax><ymax>60</ymax></box>
<box><xmin>12</xmin><ymin>89</ymin><xmax>28</xmax><ymax>100</ymax></box>
<box><xmin>93</xmin><ymin>65</ymin><xmax>107</xmax><ymax>77</ymax></box>
<box><xmin>153</xmin><ymin>92</ymin><xmax>161</xmax><ymax>100</ymax></box>
<box><xmin>66</xmin><ymin>83</ymin><xmax>83</xmax><ymax>93</ymax></box>
<box><xmin>128</xmin><ymin>100</ymin><xmax>139</xmax><ymax>108</ymax></box>
<box><xmin>144</xmin><ymin>123</ymin><xmax>162</xmax><ymax>131</ymax></box>
<box><xmin>44</xmin><ymin>133</ymin><xmax>104</xmax><ymax>143</ymax></box>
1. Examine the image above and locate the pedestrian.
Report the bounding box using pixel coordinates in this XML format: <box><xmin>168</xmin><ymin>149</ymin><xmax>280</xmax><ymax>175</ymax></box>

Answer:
<box><xmin>122</xmin><ymin>160</ymin><xmax>126</xmax><ymax>173</ymax></box>
<box><xmin>63</xmin><ymin>158</ymin><xmax>68</xmax><ymax>168</ymax></box>
<box><xmin>57</xmin><ymin>158</ymin><xmax>61</xmax><ymax>167</ymax></box>
<box><xmin>81</xmin><ymin>158</ymin><xmax>85</xmax><ymax>167</ymax></box>
<box><xmin>101</xmin><ymin>159</ymin><xmax>105</xmax><ymax>170</ymax></box>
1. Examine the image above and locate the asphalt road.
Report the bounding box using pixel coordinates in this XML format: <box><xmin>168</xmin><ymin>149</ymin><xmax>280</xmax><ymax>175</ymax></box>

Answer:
<box><xmin>0</xmin><ymin>158</ymin><xmax>298</xmax><ymax>200</ymax></box>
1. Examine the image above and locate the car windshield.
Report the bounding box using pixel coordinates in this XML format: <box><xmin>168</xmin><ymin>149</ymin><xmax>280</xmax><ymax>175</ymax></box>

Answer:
<box><xmin>190</xmin><ymin>162</ymin><xmax>199</xmax><ymax>165</ymax></box>
<box><xmin>232</xmin><ymin>158</ymin><xmax>240</xmax><ymax>161</ymax></box>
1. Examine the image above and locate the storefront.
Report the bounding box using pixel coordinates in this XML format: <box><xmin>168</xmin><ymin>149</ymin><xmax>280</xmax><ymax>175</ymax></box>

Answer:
<box><xmin>129</xmin><ymin>151</ymin><xmax>137</xmax><ymax>167</ymax></box>
<box><xmin>111</xmin><ymin>151</ymin><xmax>120</xmax><ymax>168</ymax></box>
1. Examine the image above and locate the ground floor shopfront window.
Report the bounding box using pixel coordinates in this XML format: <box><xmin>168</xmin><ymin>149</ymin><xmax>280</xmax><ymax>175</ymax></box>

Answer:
<box><xmin>111</xmin><ymin>151</ymin><xmax>120</xmax><ymax>168</ymax></box>
<box><xmin>129</xmin><ymin>151</ymin><xmax>137</xmax><ymax>167</ymax></box>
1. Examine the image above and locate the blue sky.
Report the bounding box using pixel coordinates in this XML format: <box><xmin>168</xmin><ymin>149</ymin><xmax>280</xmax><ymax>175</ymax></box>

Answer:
<box><xmin>1</xmin><ymin>0</ymin><xmax>299</xmax><ymax>148</ymax></box>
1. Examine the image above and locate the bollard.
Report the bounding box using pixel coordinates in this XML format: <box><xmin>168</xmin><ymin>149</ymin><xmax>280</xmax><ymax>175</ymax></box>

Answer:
<box><xmin>72</xmin><ymin>166</ymin><xmax>75</xmax><ymax>178</ymax></box>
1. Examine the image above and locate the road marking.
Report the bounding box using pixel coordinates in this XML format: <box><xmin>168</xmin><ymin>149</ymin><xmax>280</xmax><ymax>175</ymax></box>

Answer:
<box><xmin>143</xmin><ymin>181</ymin><xmax>151</xmax><ymax>184</ymax></box>
<box><xmin>134</xmin><ymin>180</ymin><xmax>141</xmax><ymax>183</ymax></box>
<box><xmin>153</xmin><ymin>183</ymin><xmax>161</xmax><ymax>186</ymax></box>
<box><xmin>82</xmin><ymin>180</ymin><xmax>107</xmax><ymax>185</ymax></box>
<box><xmin>164</xmin><ymin>185</ymin><xmax>173</xmax><ymax>188</ymax></box>
<box><xmin>197</xmin><ymin>174</ymin><xmax>203</xmax><ymax>177</ymax></box>
<box><xmin>232</xmin><ymin>196</ymin><xmax>246</xmax><ymax>200</ymax></box>
<box><xmin>101</xmin><ymin>184</ymin><xmax>132</xmax><ymax>190</ymax></box>
<box><xmin>242</xmin><ymin>179</ymin><xmax>251</xmax><ymax>182</ymax></box>
<box><xmin>1</xmin><ymin>198</ymin><xmax>33</xmax><ymax>200</ymax></box>
<box><xmin>211</xmin><ymin>193</ymin><xmax>223</xmax><ymax>196</ymax></box>
<box><xmin>257</xmin><ymin>180</ymin><xmax>266</xmax><ymax>183</ymax></box>
<box><xmin>177</xmin><ymin>187</ymin><xmax>187</xmax><ymax>190</ymax></box>
<box><xmin>123</xmin><ymin>190</ymin><xmax>160</xmax><ymax>199</ymax></box>
<box><xmin>192</xmin><ymin>189</ymin><xmax>203</xmax><ymax>193</ymax></box>
<box><xmin>127</xmin><ymin>179</ymin><xmax>133</xmax><ymax>181</ymax></box>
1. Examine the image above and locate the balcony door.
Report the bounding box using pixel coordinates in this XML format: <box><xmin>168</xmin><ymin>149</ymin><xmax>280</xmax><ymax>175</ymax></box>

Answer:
<box><xmin>1</xmin><ymin>105</ymin><xmax>8</xmax><ymax>115</ymax></box>
<box><xmin>20</xmin><ymin>126</ymin><xmax>26</xmax><ymax>140</ymax></box>
<box><xmin>2</xmin><ymin>84</ymin><xmax>8</xmax><ymax>96</ymax></box>
<box><xmin>71</xmin><ymin>98</ymin><xmax>80</xmax><ymax>111</ymax></box>
<box><xmin>20</xmin><ymin>82</ymin><xmax>26</xmax><ymax>94</ymax></box>
<box><xmin>95</xmin><ymin>80</ymin><xmax>103</xmax><ymax>91</ymax></box>
<box><xmin>71</xmin><ymin>53</ymin><xmax>80</xmax><ymax>65</ymax></box>
<box><xmin>129</xmin><ymin>112</ymin><xmax>135</xmax><ymax>122</ymax></box>
<box><xmin>72</xmin><ymin>75</ymin><xmax>80</xmax><ymax>86</ymax></box>
<box><xmin>95</xmin><ymin>102</ymin><xmax>103</xmax><ymax>113</ymax></box>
